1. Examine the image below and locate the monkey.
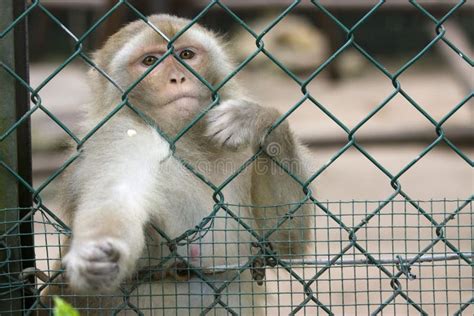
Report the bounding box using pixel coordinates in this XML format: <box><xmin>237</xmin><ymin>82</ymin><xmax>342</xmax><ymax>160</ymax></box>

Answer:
<box><xmin>39</xmin><ymin>14</ymin><xmax>314</xmax><ymax>315</ymax></box>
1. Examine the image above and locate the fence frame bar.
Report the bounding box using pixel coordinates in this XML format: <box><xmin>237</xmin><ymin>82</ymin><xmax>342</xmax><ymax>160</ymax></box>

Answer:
<box><xmin>0</xmin><ymin>0</ymin><xmax>33</xmax><ymax>312</ymax></box>
<box><xmin>13</xmin><ymin>0</ymin><xmax>35</xmax><ymax>311</ymax></box>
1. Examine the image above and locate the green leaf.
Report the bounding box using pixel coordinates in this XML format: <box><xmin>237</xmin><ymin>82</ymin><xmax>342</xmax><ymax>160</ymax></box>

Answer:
<box><xmin>53</xmin><ymin>296</ymin><xmax>80</xmax><ymax>316</ymax></box>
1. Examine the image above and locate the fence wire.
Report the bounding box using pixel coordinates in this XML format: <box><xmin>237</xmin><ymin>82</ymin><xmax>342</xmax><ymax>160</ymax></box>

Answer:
<box><xmin>1</xmin><ymin>0</ymin><xmax>473</xmax><ymax>315</ymax></box>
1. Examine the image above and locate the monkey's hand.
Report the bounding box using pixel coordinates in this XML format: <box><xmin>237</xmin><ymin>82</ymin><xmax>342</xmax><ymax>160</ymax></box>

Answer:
<box><xmin>205</xmin><ymin>99</ymin><xmax>284</xmax><ymax>151</ymax></box>
<box><xmin>63</xmin><ymin>238</ymin><xmax>130</xmax><ymax>293</ymax></box>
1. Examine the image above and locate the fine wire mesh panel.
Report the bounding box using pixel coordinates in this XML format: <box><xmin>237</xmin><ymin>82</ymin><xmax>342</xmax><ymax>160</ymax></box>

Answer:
<box><xmin>1</xmin><ymin>201</ymin><xmax>473</xmax><ymax>315</ymax></box>
<box><xmin>1</xmin><ymin>0</ymin><xmax>473</xmax><ymax>315</ymax></box>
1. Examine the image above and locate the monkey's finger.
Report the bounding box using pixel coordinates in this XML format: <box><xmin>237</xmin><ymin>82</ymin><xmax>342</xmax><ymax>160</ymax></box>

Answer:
<box><xmin>78</xmin><ymin>242</ymin><xmax>122</xmax><ymax>263</ymax></box>
<box><xmin>80</xmin><ymin>262</ymin><xmax>119</xmax><ymax>276</ymax></box>
<box><xmin>205</xmin><ymin>115</ymin><xmax>234</xmax><ymax>133</ymax></box>
<box><xmin>206</xmin><ymin>108</ymin><xmax>227</xmax><ymax>123</ymax></box>
<box><xmin>97</xmin><ymin>241</ymin><xmax>121</xmax><ymax>262</ymax></box>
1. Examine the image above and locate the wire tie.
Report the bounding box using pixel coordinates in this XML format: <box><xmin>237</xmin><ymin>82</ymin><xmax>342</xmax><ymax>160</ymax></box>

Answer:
<box><xmin>396</xmin><ymin>255</ymin><xmax>416</xmax><ymax>280</ymax></box>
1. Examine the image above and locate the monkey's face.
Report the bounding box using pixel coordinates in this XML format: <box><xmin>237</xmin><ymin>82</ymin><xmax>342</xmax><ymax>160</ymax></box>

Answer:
<box><xmin>93</xmin><ymin>15</ymin><xmax>231</xmax><ymax>124</ymax></box>
<box><xmin>128</xmin><ymin>41</ymin><xmax>211</xmax><ymax>118</ymax></box>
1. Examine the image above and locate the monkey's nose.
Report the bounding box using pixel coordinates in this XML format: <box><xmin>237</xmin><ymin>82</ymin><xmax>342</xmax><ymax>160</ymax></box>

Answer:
<box><xmin>170</xmin><ymin>75</ymin><xmax>186</xmax><ymax>84</ymax></box>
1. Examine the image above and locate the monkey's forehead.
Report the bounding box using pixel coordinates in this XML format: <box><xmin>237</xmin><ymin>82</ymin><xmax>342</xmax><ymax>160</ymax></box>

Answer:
<box><xmin>107</xmin><ymin>15</ymin><xmax>216</xmax><ymax>67</ymax></box>
<box><xmin>147</xmin><ymin>14</ymin><xmax>211</xmax><ymax>36</ymax></box>
<box><xmin>147</xmin><ymin>14</ymin><xmax>210</xmax><ymax>39</ymax></box>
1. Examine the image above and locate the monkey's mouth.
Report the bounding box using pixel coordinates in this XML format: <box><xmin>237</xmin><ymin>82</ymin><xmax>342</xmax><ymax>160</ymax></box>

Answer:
<box><xmin>162</xmin><ymin>94</ymin><xmax>200</xmax><ymax>106</ymax></box>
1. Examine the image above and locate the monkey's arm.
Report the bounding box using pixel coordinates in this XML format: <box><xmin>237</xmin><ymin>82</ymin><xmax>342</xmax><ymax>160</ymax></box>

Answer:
<box><xmin>206</xmin><ymin>100</ymin><xmax>313</xmax><ymax>256</ymax></box>
<box><xmin>63</xmin><ymin>116</ymin><xmax>170</xmax><ymax>293</ymax></box>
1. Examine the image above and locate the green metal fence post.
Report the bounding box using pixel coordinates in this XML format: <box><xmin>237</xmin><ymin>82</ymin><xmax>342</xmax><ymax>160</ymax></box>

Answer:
<box><xmin>0</xmin><ymin>0</ymin><xmax>33</xmax><ymax>312</ymax></box>
<box><xmin>0</xmin><ymin>1</ymin><xmax>21</xmax><ymax>312</ymax></box>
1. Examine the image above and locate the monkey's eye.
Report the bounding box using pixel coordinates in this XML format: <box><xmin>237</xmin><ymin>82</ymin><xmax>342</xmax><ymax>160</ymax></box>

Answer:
<box><xmin>179</xmin><ymin>49</ymin><xmax>195</xmax><ymax>60</ymax></box>
<box><xmin>142</xmin><ymin>55</ymin><xmax>158</xmax><ymax>66</ymax></box>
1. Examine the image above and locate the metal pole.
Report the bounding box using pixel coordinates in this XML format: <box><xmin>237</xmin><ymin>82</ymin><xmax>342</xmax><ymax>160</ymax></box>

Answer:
<box><xmin>0</xmin><ymin>0</ymin><xmax>33</xmax><ymax>313</ymax></box>
<box><xmin>13</xmin><ymin>0</ymin><xmax>35</xmax><ymax>312</ymax></box>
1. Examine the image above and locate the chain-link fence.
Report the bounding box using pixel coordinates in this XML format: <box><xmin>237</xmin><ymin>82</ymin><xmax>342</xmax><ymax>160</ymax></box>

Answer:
<box><xmin>1</xmin><ymin>0</ymin><xmax>473</xmax><ymax>315</ymax></box>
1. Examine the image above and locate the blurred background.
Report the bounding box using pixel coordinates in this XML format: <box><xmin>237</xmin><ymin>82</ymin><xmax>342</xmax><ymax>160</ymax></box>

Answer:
<box><xmin>30</xmin><ymin>0</ymin><xmax>473</xmax><ymax>206</ymax></box>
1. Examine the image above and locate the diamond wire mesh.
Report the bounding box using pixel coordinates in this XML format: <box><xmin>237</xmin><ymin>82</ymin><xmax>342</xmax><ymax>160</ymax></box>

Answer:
<box><xmin>0</xmin><ymin>0</ymin><xmax>473</xmax><ymax>315</ymax></box>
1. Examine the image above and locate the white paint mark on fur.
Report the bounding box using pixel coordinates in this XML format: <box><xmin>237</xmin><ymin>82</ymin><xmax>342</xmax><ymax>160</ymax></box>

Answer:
<box><xmin>127</xmin><ymin>129</ymin><xmax>137</xmax><ymax>137</ymax></box>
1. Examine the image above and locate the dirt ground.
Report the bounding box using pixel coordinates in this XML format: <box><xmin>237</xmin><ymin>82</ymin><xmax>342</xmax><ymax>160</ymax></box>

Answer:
<box><xmin>30</xmin><ymin>60</ymin><xmax>472</xmax><ymax>315</ymax></box>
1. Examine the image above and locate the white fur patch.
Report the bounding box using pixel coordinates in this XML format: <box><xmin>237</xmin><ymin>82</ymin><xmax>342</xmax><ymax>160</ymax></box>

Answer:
<box><xmin>187</xmin><ymin>28</ymin><xmax>215</xmax><ymax>50</ymax></box>
<box><xmin>111</xmin><ymin>29</ymin><xmax>149</xmax><ymax>69</ymax></box>
<box><xmin>149</xmin><ymin>127</ymin><xmax>172</xmax><ymax>162</ymax></box>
